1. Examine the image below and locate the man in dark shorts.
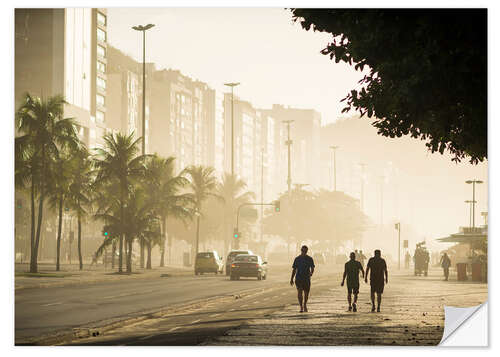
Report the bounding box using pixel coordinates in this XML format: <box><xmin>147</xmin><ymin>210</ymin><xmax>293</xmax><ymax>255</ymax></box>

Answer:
<box><xmin>341</xmin><ymin>252</ymin><xmax>365</xmax><ymax>312</ymax></box>
<box><xmin>365</xmin><ymin>249</ymin><xmax>388</xmax><ymax>312</ymax></box>
<box><xmin>290</xmin><ymin>245</ymin><xmax>315</xmax><ymax>313</ymax></box>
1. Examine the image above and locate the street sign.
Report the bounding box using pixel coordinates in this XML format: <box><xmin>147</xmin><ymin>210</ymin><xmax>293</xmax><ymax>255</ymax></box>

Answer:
<box><xmin>403</xmin><ymin>240</ymin><xmax>408</xmax><ymax>248</ymax></box>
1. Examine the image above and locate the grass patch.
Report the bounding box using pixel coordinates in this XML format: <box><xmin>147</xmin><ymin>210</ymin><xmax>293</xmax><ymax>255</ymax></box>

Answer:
<box><xmin>15</xmin><ymin>272</ymin><xmax>74</xmax><ymax>278</ymax></box>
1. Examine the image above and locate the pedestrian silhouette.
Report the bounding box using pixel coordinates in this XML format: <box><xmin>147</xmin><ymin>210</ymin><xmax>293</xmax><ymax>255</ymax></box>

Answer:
<box><xmin>365</xmin><ymin>249</ymin><xmax>388</xmax><ymax>312</ymax></box>
<box><xmin>341</xmin><ymin>252</ymin><xmax>365</xmax><ymax>312</ymax></box>
<box><xmin>440</xmin><ymin>252</ymin><xmax>451</xmax><ymax>281</ymax></box>
<box><xmin>290</xmin><ymin>245</ymin><xmax>315</xmax><ymax>313</ymax></box>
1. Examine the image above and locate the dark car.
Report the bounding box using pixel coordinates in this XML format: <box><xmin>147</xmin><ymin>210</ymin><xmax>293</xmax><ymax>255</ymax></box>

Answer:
<box><xmin>225</xmin><ymin>250</ymin><xmax>253</xmax><ymax>275</ymax></box>
<box><xmin>230</xmin><ymin>254</ymin><xmax>267</xmax><ymax>280</ymax></box>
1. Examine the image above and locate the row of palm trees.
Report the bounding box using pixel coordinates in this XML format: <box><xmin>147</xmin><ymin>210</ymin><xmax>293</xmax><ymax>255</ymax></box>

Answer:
<box><xmin>15</xmin><ymin>93</ymin><xmax>256</xmax><ymax>274</ymax></box>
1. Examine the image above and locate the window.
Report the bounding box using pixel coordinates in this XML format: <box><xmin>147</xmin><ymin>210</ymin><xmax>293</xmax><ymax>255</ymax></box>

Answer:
<box><xmin>97</xmin><ymin>28</ymin><xmax>106</xmax><ymax>42</ymax></box>
<box><xmin>97</xmin><ymin>61</ymin><xmax>106</xmax><ymax>73</ymax></box>
<box><xmin>97</xmin><ymin>45</ymin><xmax>106</xmax><ymax>58</ymax></box>
<box><xmin>97</xmin><ymin>77</ymin><xmax>106</xmax><ymax>90</ymax></box>
<box><xmin>96</xmin><ymin>94</ymin><xmax>105</xmax><ymax>107</ymax></box>
<box><xmin>96</xmin><ymin>110</ymin><xmax>105</xmax><ymax>123</ymax></box>
<box><xmin>97</xmin><ymin>12</ymin><xmax>106</xmax><ymax>26</ymax></box>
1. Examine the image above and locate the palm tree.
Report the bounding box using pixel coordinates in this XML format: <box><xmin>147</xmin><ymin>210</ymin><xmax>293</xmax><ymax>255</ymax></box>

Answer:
<box><xmin>46</xmin><ymin>149</ymin><xmax>72</xmax><ymax>271</ymax></box>
<box><xmin>93</xmin><ymin>132</ymin><xmax>145</xmax><ymax>273</ymax></box>
<box><xmin>67</xmin><ymin>145</ymin><xmax>93</xmax><ymax>270</ymax></box>
<box><xmin>184</xmin><ymin>165</ymin><xmax>219</xmax><ymax>256</ymax></box>
<box><xmin>217</xmin><ymin>173</ymin><xmax>255</xmax><ymax>253</ymax></box>
<box><xmin>143</xmin><ymin>155</ymin><xmax>193</xmax><ymax>267</ymax></box>
<box><xmin>15</xmin><ymin>93</ymin><xmax>79</xmax><ymax>273</ymax></box>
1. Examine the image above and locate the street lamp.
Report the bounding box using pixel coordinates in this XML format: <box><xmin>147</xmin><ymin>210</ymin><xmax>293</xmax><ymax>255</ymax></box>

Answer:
<box><xmin>132</xmin><ymin>23</ymin><xmax>154</xmax><ymax>269</ymax></box>
<box><xmin>464</xmin><ymin>200</ymin><xmax>476</xmax><ymax>228</ymax></box>
<box><xmin>329</xmin><ymin>146</ymin><xmax>339</xmax><ymax>191</ymax></box>
<box><xmin>224</xmin><ymin>82</ymin><xmax>240</xmax><ymax>176</ymax></box>
<box><xmin>283</xmin><ymin>120</ymin><xmax>294</xmax><ymax>195</ymax></box>
<box><xmin>465</xmin><ymin>180</ymin><xmax>483</xmax><ymax>228</ymax></box>
<box><xmin>358</xmin><ymin>163</ymin><xmax>366</xmax><ymax>211</ymax></box>
<box><xmin>132</xmin><ymin>23</ymin><xmax>155</xmax><ymax>156</ymax></box>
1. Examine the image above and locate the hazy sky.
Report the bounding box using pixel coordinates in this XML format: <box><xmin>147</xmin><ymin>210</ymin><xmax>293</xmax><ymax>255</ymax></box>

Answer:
<box><xmin>107</xmin><ymin>7</ymin><xmax>366</xmax><ymax>124</ymax></box>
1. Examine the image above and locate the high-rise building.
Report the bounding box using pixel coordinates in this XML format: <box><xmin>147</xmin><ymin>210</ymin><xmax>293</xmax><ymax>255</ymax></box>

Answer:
<box><xmin>106</xmin><ymin>45</ymin><xmax>147</xmax><ymax>147</ymax></box>
<box><xmin>261</xmin><ymin>105</ymin><xmax>322</xmax><ymax>189</ymax></box>
<box><xmin>15</xmin><ymin>8</ymin><xmax>109</xmax><ymax>149</ymax></box>
<box><xmin>148</xmin><ymin>69</ymin><xmax>216</xmax><ymax>172</ymax></box>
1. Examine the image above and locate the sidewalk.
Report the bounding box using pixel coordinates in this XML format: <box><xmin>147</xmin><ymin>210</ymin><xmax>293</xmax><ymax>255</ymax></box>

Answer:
<box><xmin>207</xmin><ymin>269</ymin><xmax>488</xmax><ymax>346</ymax></box>
<box><xmin>15</xmin><ymin>262</ymin><xmax>194</xmax><ymax>290</ymax></box>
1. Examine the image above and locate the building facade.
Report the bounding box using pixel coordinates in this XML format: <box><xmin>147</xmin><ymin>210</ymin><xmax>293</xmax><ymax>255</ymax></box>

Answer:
<box><xmin>15</xmin><ymin>8</ymin><xmax>109</xmax><ymax>149</ymax></box>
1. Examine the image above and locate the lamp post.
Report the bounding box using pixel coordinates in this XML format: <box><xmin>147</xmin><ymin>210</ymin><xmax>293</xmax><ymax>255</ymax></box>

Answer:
<box><xmin>465</xmin><ymin>180</ymin><xmax>483</xmax><ymax>228</ymax></box>
<box><xmin>224</xmin><ymin>82</ymin><xmax>240</xmax><ymax>176</ymax></box>
<box><xmin>464</xmin><ymin>200</ymin><xmax>475</xmax><ymax>228</ymax></box>
<box><xmin>283</xmin><ymin>120</ymin><xmax>294</xmax><ymax>194</ymax></box>
<box><xmin>133</xmin><ymin>23</ymin><xmax>154</xmax><ymax>269</ymax></box>
<box><xmin>395</xmin><ymin>222</ymin><xmax>401</xmax><ymax>270</ymax></box>
<box><xmin>358</xmin><ymin>163</ymin><xmax>366</xmax><ymax>211</ymax></box>
<box><xmin>132</xmin><ymin>23</ymin><xmax>155</xmax><ymax>156</ymax></box>
<box><xmin>329</xmin><ymin>146</ymin><xmax>339</xmax><ymax>191</ymax></box>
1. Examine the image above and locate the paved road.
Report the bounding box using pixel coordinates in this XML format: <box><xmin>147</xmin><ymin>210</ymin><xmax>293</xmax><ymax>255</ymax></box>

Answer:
<box><xmin>15</xmin><ymin>264</ymin><xmax>338</xmax><ymax>344</ymax></box>
<box><xmin>62</xmin><ymin>268</ymin><xmax>487</xmax><ymax>346</ymax></box>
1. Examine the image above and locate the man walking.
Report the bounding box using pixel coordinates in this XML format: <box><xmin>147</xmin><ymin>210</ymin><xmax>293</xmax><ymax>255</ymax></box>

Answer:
<box><xmin>440</xmin><ymin>252</ymin><xmax>451</xmax><ymax>281</ymax></box>
<box><xmin>341</xmin><ymin>252</ymin><xmax>365</xmax><ymax>312</ymax></box>
<box><xmin>359</xmin><ymin>250</ymin><xmax>367</xmax><ymax>268</ymax></box>
<box><xmin>365</xmin><ymin>249</ymin><xmax>388</xmax><ymax>312</ymax></box>
<box><xmin>290</xmin><ymin>245</ymin><xmax>315</xmax><ymax>313</ymax></box>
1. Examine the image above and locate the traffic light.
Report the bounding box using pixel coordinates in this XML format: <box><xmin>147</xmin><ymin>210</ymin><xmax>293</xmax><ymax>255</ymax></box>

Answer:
<box><xmin>233</xmin><ymin>228</ymin><xmax>240</xmax><ymax>239</ymax></box>
<box><xmin>273</xmin><ymin>200</ymin><xmax>280</xmax><ymax>212</ymax></box>
<box><xmin>16</xmin><ymin>199</ymin><xmax>23</xmax><ymax>209</ymax></box>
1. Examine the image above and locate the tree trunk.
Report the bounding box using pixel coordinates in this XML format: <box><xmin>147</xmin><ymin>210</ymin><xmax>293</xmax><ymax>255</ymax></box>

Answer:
<box><xmin>31</xmin><ymin>190</ymin><xmax>45</xmax><ymax>273</ymax></box>
<box><xmin>140</xmin><ymin>238</ymin><xmax>145</xmax><ymax>269</ymax></box>
<box><xmin>118</xmin><ymin>235</ymin><xmax>123</xmax><ymax>273</ymax></box>
<box><xmin>146</xmin><ymin>240</ymin><xmax>152</xmax><ymax>269</ymax></box>
<box><xmin>195</xmin><ymin>215</ymin><xmax>200</xmax><ymax>255</ymax></box>
<box><xmin>159</xmin><ymin>215</ymin><xmax>166</xmax><ymax>267</ymax></box>
<box><xmin>111</xmin><ymin>241</ymin><xmax>116</xmax><ymax>269</ymax></box>
<box><xmin>29</xmin><ymin>180</ymin><xmax>36</xmax><ymax>273</ymax></box>
<box><xmin>126</xmin><ymin>238</ymin><xmax>132</xmax><ymax>273</ymax></box>
<box><xmin>56</xmin><ymin>195</ymin><xmax>63</xmax><ymax>271</ymax></box>
<box><xmin>77</xmin><ymin>211</ymin><xmax>83</xmax><ymax>270</ymax></box>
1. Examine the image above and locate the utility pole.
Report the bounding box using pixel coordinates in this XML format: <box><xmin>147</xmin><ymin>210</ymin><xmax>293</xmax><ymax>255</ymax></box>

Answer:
<box><xmin>260</xmin><ymin>148</ymin><xmax>264</xmax><ymax>242</ymax></box>
<box><xmin>465</xmin><ymin>180</ymin><xmax>483</xmax><ymax>228</ymax></box>
<box><xmin>330</xmin><ymin>146</ymin><xmax>339</xmax><ymax>191</ymax></box>
<box><xmin>465</xmin><ymin>200</ymin><xmax>475</xmax><ymax>228</ymax></box>
<box><xmin>358</xmin><ymin>163</ymin><xmax>366</xmax><ymax>211</ymax></box>
<box><xmin>283</xmin><ymin>120</ymin><xmax>294</xmax><ymax>194</ymax></box>
<box><xmin>132</xmin><ymin>23</ymin><xmax>155</xmax><ymax>269</ymax></box>
<box><xmin>395</xmin><ymin>222</ymin><xmax>401</xmax><ymax>270</ymax></box>
<box><xmin>283</xmin><ymin>120</ymin><xmax>294</xmax><ymax>259</ymax></box>
<box><xmin>224</xmin><ymin>82</ymin><xmax>240</xmax><ymax>176</ymax></box>
<box><xmin>380</xmin><ymin>175</ymin><xmax>385</xmax><ymax>227</ymax></box>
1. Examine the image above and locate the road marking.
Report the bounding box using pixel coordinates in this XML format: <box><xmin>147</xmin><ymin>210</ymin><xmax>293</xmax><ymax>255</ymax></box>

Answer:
<box><xmin>241</xmin><ymin>304</ymin><xmax>248</xmax><ymax>308</ymax></box>
<box><xmin>253</xmin><ymin>301</ymin><xmax>259</xmax><ymax>304</ymax></box>
<box><xmin>272</xmin><ymin>295</ymin><xmax>279</xmax><ymax>298</ymax></box>
<box><xmin>168</xmin><ymin>327</ymin><xmax>180</xmax><ymax>332</ymax></box>
<box><xmin>191</xmin><ymin>319</ymin><xmax>201</xmax><ymax>324</ymax></box>
<box><xmin>41</xmin><ymin>302</ymin><xmax>62</xmax><ymax>307</ymax></box>
<box><xmin>210</xmin><ymin>313</ymin><xmax>221</xmax><ymax>318</ymax></box>
<box><xmin>138</xmin><ymin>334</ymin><xmax>154</xmax><ymax>341</ymax></box>
<box><xmin>229</xmin><ymin>308</ymin><xmax>235</xmax><ymax>312</ymax></box>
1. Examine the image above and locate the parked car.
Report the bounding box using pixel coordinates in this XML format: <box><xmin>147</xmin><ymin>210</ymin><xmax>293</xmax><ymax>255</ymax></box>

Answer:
<box><xmin>230</xmin><ymin>254</ymin><xmax>267</xmax><ymax>280</ymax></box>
<box><xmin>225</xmin><ymin>250</ymin><xmax>253</xmax><ymax>275</ymax></box>
<box><xmin>195</xmin><ymin>251</ymin><xmax>224</xmax><ymax>275</ymax></box>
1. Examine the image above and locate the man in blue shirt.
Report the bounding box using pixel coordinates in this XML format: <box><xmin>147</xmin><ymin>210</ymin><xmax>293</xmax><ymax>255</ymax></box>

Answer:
<box><xmin>290</xmin><ymin>245</ymin><xmax>315</xmax><ymax>312</ymax></box>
